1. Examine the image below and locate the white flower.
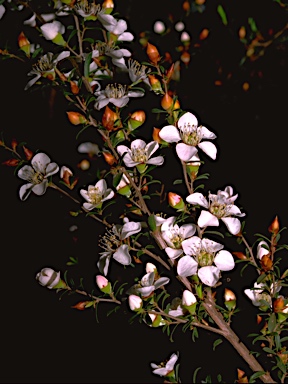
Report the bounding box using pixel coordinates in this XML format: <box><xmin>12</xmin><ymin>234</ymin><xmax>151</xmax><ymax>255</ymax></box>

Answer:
<box><xmin>36</xmin><ymin>267</ymin><xmax>60</xmax><ymax>289</ymax></box>
<box><xmin>17</xmin><ymin>152</ymin><xmax>59</xmax><ymax>201</ymax></box>
<box><xmin>98</xmin><ymin>12</ymin><xmax>134</xmax><ymax>41</ymax></box>
<box><xmin>92</xmin><ymin>42</ymin><xmax>131</xmax><ymax>70</ymax></box>
<box><xmin>182</xmin><ymin>290</ymin><xmax>197</xmax><ymax>306</ymax></box>
<box><xmin>151</xmin><ymin>353</ymin><xmax>178</xmax><ymax>377</ymax></box>
<box><xmin>132</xmin><ymin>271</ymin><xmax>170</xmax><ymax>298</ymax></box>
<box><xmin>244</xmin><ymin>282</ymin><xmax>272</xmax><ymax>307</ymax></box>
<box><xmin>94</xmin><ymin>83</ymin><xmax>144</xmax><ymax>110</ymax></box>
<box><xmin>186</xmin><ymin>186</ymin><xmax>245</xmax><ymax>235</ymax></box>
<box><xmin>97</xmin><ymin>220</ymin><xmax>142</xmax><ymax>275</ymax></box>
<box><xmin>117</xmin><ymin>139</ymin><xmax>164</xmax><ymax>172</ymax></box>
<box><xmin>77</xmin><ymin>142</ymin><xmax>100</xmax><ymax>156</ymax></box>
<box><xmin>80</xmin><ymin>179</ymin><xmax>114</xmax><ymax>211</ymax></box>
<box><xmin>177</xmin><ymin>236</ymin><xmax>235</xmax><ymax>286</ymax></box>
<box><xmin>159</xmin><ymin>111</ymin><xmax>217</xmax><ymax>161</ymax></box>
<box><xmin>160</xmin><ymin>216</ymin><xmax>196</xmax><ymax>259</ymax></box>
<box><xmin>0</xmin><ymin>5</ymin><xmax>5</xmax><ymax>20</ymax></box>
<box><xmin>24</xmin><ymin>51</ymin><xmax>70</xmax><ymax>90</ymax></box>
<box><xmin>257</xmin><ymin>240</ymin><xmax>270</xmax><ymax>260</ymax></box>
<box><xmin>40</xmin><ymin>20</ymin><xmax>65</xmax><ymax>40</ymax></box>
<box><xmin>128</xmin><ymin>59</ymin><xmax>151</xmax><ymax>88</ymax></box>
<box><xmin>74</xmin><ymin>1</ymin><xmax>101</xmax><ymax>19</ymax></box>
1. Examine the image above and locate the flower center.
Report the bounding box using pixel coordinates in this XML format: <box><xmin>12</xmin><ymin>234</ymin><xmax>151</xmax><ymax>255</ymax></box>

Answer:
<box><xmin>33</xmin><ymin>53</ymin><xmax>54</xmax><ymax>73</ymax></box>
<box><xmin>128</xmin><ymin>59</ymin><xmax>151</xmax><ymax>81</ymax></box>
<box><xmin>99</xmin><ymin>227</ymin><xmax>121</xmax><ymax>251</ymax></box>
<box><xmin>209</xmin><ymin>202</ymin><xmax>227</xmax><ymax>218</ymax></box>
<box><xmin>131</xmin><ymin>147</ymin><xmax>148</xmax><ymax>163</ymax></box>
<box><xmin>179</xmin><ymin>123</ymin><xmax>201</xmax><ymax>146</ymax></box>
<box><xmin>75</xmin><ymin>1</ymin><xmax>101</xmax><ymax>16</ymax></box>
<box><xmin>198</xmin><ymin>250</ymin><xmax>214</xmax><ymax>267</ymax></box>
<box><xmin>87</xmin><ymin>187</ymin><xmax>103</xmax><ymax>205</ymax></box>
<box><xmin>32</xmin><ymin>172</ymin><xmax>44</xmax><ymax>184</ymax></box>
<box><xmin>105</xmin><ymin>84</ymin><xmax>127</xmax><ymax>99</ymax></box>
<box><xmin>167</xmin><ymin>229</ymin><xmax>183</xmax><ymax>249</ymax></box>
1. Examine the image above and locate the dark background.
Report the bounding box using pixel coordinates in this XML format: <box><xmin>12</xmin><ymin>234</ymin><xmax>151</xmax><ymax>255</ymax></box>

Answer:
<box><xmin>0</xmin><ymin>0</ymin><xmax>288</xmax><ymax>383</ymax></box>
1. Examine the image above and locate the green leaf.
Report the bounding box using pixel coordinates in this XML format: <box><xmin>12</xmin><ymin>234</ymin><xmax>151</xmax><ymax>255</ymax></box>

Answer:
<box><xmin>249</xmin><ymin>371</ymin><xmax>266</xmax><ymax>382</ymax></box>
<box><xmin>148</xmin><ymin>215</ymin><xmax>157</xmax><ymax>231</ymax></box>
<box><xmin>192</xmin><ymin>367</ymin><xmax>201</xmax><ymax>383</ymax></box>
<box><xmin>173</xmin><ymin>179</ymin><xmax>183</xmax><ymax>185</ymax></box>
<box><xmin>113</xmin><ymin>172</ymin><xmax>123</xmax><ymax>188</ymax></box>
<box><xmin>248</xmin><ymin>17</ymin><xmax>258</xmax><ymax>33</ymax></box>
<box><xmin>217</xmin><ymin>5</ymin><xmax>228</xmax><ymax>25</ymax></box>
<box><xmin>152</xmin><ymin>108</ymin><xmax>167</xmax><ymax>113</ymax></box>
<box><xmin>212</xmin><ymin>338</ymin><xmax>223</xmax><ymax>351</ymax></box>
<box><xmin>268</xmin><ymin>313</ymin><xmax>277</xmax><ymax>333</ymax></box>
<box><xmin>262</xmin><ymin>347</ymin><xmax>276</xmax><ymax>355</ymax></box>
<box><xmin>84</xmin><ymin>51</ymin><xmax>93</xmax><ymax>78</ymax></box>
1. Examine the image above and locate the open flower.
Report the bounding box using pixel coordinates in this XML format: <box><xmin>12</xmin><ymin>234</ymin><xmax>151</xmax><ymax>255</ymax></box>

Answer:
<box><xmin>177</xmin><ymin>236</ymin><xmax>235</xmax><ymax>286</ymax></box>
<box><xmin>80</xmin><ymin>179</ymin><xmax>114</xmax><ymax>211</ymax></box>
<box><xmin>97</xmin><ymin>219</ymin><xmax>142</xmax><ymax>275</ymax></box>
<box><xmin>159</xmin><ymin>111</ymin><xmax>217</xmax><ymax>161</ymax></box>
<box><xmin>94</xmin><ymin>83</ymin><xmax>144</xmax><ymax>110</ymax></box>
<box><xmin>128</xmin><ymin>269</ymin><xmax>170</xmax><ymax>299</ymax></box>
<box><xmin>17</xmin><ymin>152</ymin><xmax>59</xmax><ymax>201</ymax></box>
<box><xmin>40</xmin><ymin>20</ymin><xmax>65</xmax><ymax>45</ymax></box>
<box><xmin>24</xmin><ymin>51</ymin><xmax>70</xmax><ymax>90</ymax></box>
<box><xmin>160</xmin><ymin>216</ymin><xmax>196</xmax><ymax>259</ymax></box>
<box><xmin>74</xmin><ymin>1</ymin><xmax>101</xmax><ymax>20</ymax></box>
<box><xmin>117</xmin><ymin>139</ymin><xmax>164</xmax><ymax>173</ymax></box>
<box><xmin>186</xmin><ymin>186</ymin><xmax>245</xmax><ymax>235</ymax></box>
<box><xmin>151</xmin><ymin>353</ymin><xmax>178</xmax><ymax>377</ymax></box>
<box><xmin>128</xmin><ymin>59</ymin><xmax>151</xmax><ymax>87</ymax></box>
<box><xmin>98</xmin><ymin>12</ymin><xmax>134</xmax><ymax>41</ymax></box>
<box><xmin>93</xmin><ymin>41</ymin><xmax>131</xmax><ymax>70</ymax></box>
<box><xmin>244</xmin><ymin>282</ymin><xmax>272</xmax><ymax>307</ymax></box>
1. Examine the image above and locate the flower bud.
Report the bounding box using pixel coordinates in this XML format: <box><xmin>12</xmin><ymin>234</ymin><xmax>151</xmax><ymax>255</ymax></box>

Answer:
<box><xmin>128</xmin><ymin>294</ymin><xmax>143</xmax><ymax>311</ymax></box>
<box><xmin>168</xmin><ymin>192</ymin><xmax>185</xmax><ymax>211</ymax></box>
<box><xmin>268</xmin><ymin>216</ymin><xmax>279</xmax><ymax>234</ymax></box>
<box><xmin>102</xmin><ymin>151</ymin><xmax>116</xmax><ymax>165</ymax></box>
<box><xmin>102</xmin><ymin>0</ymin><xmax>114</xmax><ymax>13</ymax></box>
<box><xmin>182</xmin><ymin>1</ymin><xmax>190</xmax><ymax>12</ymax></box>
<box><xmin>67</xmin><ymin>111</ymin><xmax>88</xmax><ymax>125</ymax></box>
<box><xmin>23</xmin><ymin>146</ymin><xmax>33</xmax><ymax>161</ymax></box>
<box><xmin>260</xmin><ymin>254</ymin><xmax>273</xmax><ymax>272</ymax></box>
<box><xmin>146</xmin><ymin>262</ymin><xmax>157</xmax><ymax>273</ymax></box>
<box><xmin>180</xmin><ymin>31</ymin><xmax>190</xmax><ymax>44</ymax></box>
<box><xmin>146</xmin><ymin>42</ymin><xmax>161</xmax><ymax>64</ymax></box>
<box><xmin>2</xmin><ymin>158</ymin><xmax>20</xmax><ymax>166</ymax></box>
<box><xmin>148</xmin><ymin>74</ymin><xmax>164</xmax><ymax>95</ymax></box>
<box><xmin>165</xmin><ymin>63</ymin><xmax>175</xmax><ymax>83</ymax></box>
<box><xmin>238</xmin><ymin>26</ymin><xmax>246</xmax><ymax>40</ymax></box>
<box><xmin>199</xmin><ymin>28</ymin><xmax>209</xmax><ymax>41</ymax></box>
<box><xmin>186</xmin><ymin>161</ymin><xmax>201</xmax><ymax>180</ymax></box>
<box><xmin>60</xmin><ymin>165</ymin><xmax>73</xmax><ymax>186</ymax></box>
<box><xmin>11</xmin><ymin>139</ymin><xmax>18</xmax><ymax>151</ymax></box>
<box><xmin>70</xmin><ymin>80</ymin><xmax>79</xmax><ymax>95</ymax></box>
<box><xmin>96</xmin><ymin>275</ymin><xmax>112</xmax><ymax>294</ymax></box>
<box><xmin>224</xmin><ymin>288</ymin><xmax>236</xmax><ymax>311</ymax></box>
<box><xmin>128</xmin><ymin>110</ymin><xmax>146</xmax><ymax>130</ymax></box>
<box><xmin>77</xmin><ymin>159</ymin><xmax>90</xmax><ymax>170</ymax></box>
<box><xmin>102</xmin><ymin>105</ymin><xmax>120</xmax><ymax>131</ymax></box>
<box><xmin>182</xmin><ymin>290</ymin><xmax>197</xmax><ymax>314</ymax></box>
<box><xmin>148</xmin><ymin>313</ymin><xmax>165</xmax><ymax>327</ymax></box>
<box><xmin>154</xmin><ymin>20</ymin><xmax>166</xmax><ymax>34</ymax></box>
<box><xmin>232</xmin><ymin>251</ymin><xmax>248</xmax><ymax>260</ymax></box>
<box><xmin>161</xmin><ymin>92</ymin><xmax>174</xmax><ymax>111</ymax></box>
<box><xmin>273</xmin><ymin>296</ymin><xmax>285</xmax><ymax>313</ymax></box>
<box><xmin>71</xmin><ymin>301</ymin><xmax>93</xmax><ymax>310</ymax></box>
<box><xmin>115</xmin><ymin>174</ymin><xmax>131</xmax><ymax>198</ymax></box>
<box><xmin>237</xmin><ymin>369</ymin><xmax>248</xmax><ymax>383</ymax></box>
<box><xmin>18</xmin><ymin>31</ymin><xmax>30</xmax><ymax>56</ymax></box>
<box><xmin>180</xmin><ymin>51</ymin><xmax>191</xmax><ymax>66</ymax></box>
<box><xmin>36</xmin><ymin>267</ymin><xmax>67</xmax><ymax>289</ymax></box>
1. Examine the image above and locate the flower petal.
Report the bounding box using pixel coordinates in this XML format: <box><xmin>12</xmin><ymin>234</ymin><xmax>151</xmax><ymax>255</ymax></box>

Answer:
<box><xmin>198</xmin><ymin>210</ymin><xmax>219</xmax><ymax>228</ymax></box>
<box><xmin>31</xmin><ymin>153</ymin><xmax>51</xmax><ymax>173</ymax></box>
<box><xmin>165</xmin><ymin>247</ymin><xmax>183</xmax><ymax>259</ymax></box>
<box><xmin>32</xmin><ymin>181</ymin><xmax>48</xmax><ymax>196</ymax></box>
<box><xmin>221</xmin><ymin>217</ymin><xmax>241</xmax><ymax>235</ymax></box>
<box><xmin>214</xmin><ymin>250</ymin><xmax>235</xmax><ymax>271</ymax></box>
<box><xmin>154</xmin><ymin>277</ymin><xmax>170</xmax><ymax>289</ymax></box>
<box><xmin>176</xmin><ymin>143</ymin><xmax>198</xmax><ymax>162</ymax></box>
<box><xmin>97</xmin><ymin>252</ymin><xmax>112</xmax><ymax>276</ymax></box>
<box><xmin>177</xmin><ymin>255</ymin><xmax>198</xmax><ymax>277</ymax></box>
<box><xmin>178</xmin><ymin>112</ymin><xmax>198</xmax><ymax>128</ymax></box>
<box><xmin>179</xmin><ymin>223</ymin><xmax>196</xmax><ymax>240</ymax></box>
<box><xmin>121</xmin><ymin>221</ymin><xmax>142</xmax><ymax>239</ymax></box>
<box><xmin>95</xmin><ymin>179</ymin><xmax>107</xmax><ymax>195</ymax></box>
<box><xmin>186</xmin><ymin>192</ymin><xmax>209</xmax><ymax>208</ymax></box>
<box><xmin>45</xmin><ymin>162</ymin><xmax>59</xmax><ymax>177</ymax></box>
<box><xmin>198</xmin><ymin>141</ymin><xmax>217</xmax><ymax>160</ymax></box>
<box><xmin>159</xmin><ymin>125</ymin><xmax>181</xmax><ymax>143</ymax></box>
<box><xmin>113</xmin><ymin>244</ymin><xmax>131</xmax><ymax>265</ymax></box>
<box><xmin>146</xmin><ymin>156</ymin><xmax>164</xmax><ymax>166</ymax></box>
<box><xmin>17</xmin><ymin>165</ymin><xmax>34</xmax><ymax>181</ymax></box>
<box><xmin>182</xmin><ymin>236</ymin><xmax>202</xmax><ymax>256</ymax></box>
<box><xmin>145</xmin><ymin>141</ymin><xmax>159</xmax><ymax>158</ymax></box>
<box><xmin>19</xmin><ymin>183</ymin><xmax>33</xmax><ymax>201</ymax></box>
<box><xmin>198</xmin><ymin>266</ymin><xmax>220</xmax><ymax>286</ymax></box>
<box><xmin>199</xmin><ymin>126</ymin><xmax>217</xmax><ymax>139</ymax></box>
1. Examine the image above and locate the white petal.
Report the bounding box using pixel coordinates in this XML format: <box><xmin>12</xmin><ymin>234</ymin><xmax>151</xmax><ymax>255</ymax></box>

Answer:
<box><xmin>117</xmin><ymin>32</ymin><xmax>134</xmax><ymax>41</ymax></box>
<box><xmin>159</xmin><ymin>125</ymin><xmax>181</xmax><ymax>143</ymax></box>
<box><xmin>94</xmin><ymin>97</ymin><xmax>110</xmax><ymax>110</ymax></box>
<box><xmin>19</xmin><ymin>183</ymin><xmax>33</xmax><ymax>201</ymax></box>
<box><xmin>146</xmin><ymin>156</ymin><xmax>164</xmax><ymax>166</ymax></box>
<box><xmin>198</xmin><ymin>210</ymin><xmax>219</xmax><ymax>228</ymax></box>
<box><xmin>32</xmin><ymin>181</ymin><xmax>48</xmax><ymax>196</ymax></box>
<box><xmin>221</xmin><ymin>217</ymin><xmax>241</xmax><ymax>235</ymax></box>
<box><xmin>179</xmin><ymin>223</ymin><xmax>196</xmax><ymax>240</ymax></box>
<box><xmin>182</xmin><ymin>236</ymin><xmax>202</xmax><ymax>256</ymax></box>
<box><xmin>178</xmin><ymin>112</ymin><xmax>198</xmax><ymax>129</ymax></box>
<box><xmin>137</xmin><ymin>286</ymin><xmax>155</xmax><ymax>297</ymax></box>
<box><xmin>131</xmin><ymin>139</ymin><xmax>146</xmax><ymax>150</ymax></box>
<box><xmin>17</xmin><ymin>165</ymin><xmax>34</xmax><ymax>181</ymax></box>
<box><xmin>120</xmin><ymin>221</ymin><xmax>141</xmax><ymax>239</ymax></box>
<box><xmin>113</xmin><ymin>244</ymin><xmax>131</xmax><ymax>265</ymax></box>
<box><xmin>176</xmin><ymin>143</ymin><xmax>198</xmax><ymax>162</ymax></box>
<box><xmin>45</xmin><ymin>162</ymin><xmax>59</xmax><ymax>177</ymax></box>
<box><xmin>257</xmin><ymin>241</ymin><xmax>270</xmax><ymax>260</ymax></box>
<box><xmin>214</xmin><ymin>250</ymin><xmax>235</xmax><ymax>271</ymax></box>
<box><xmin>117</xmin><ymin>145</ymin><xmax>130</xmax><ymax>157</ymax></box>
<box><xmin>226</xmin><ymin>204</ymin><xmax>245</xmax><ymax>217</ymax></box>
<box><xmin>83</xmin><ymin>202</ymin><xmax>96</xmax><ymax>211</ymax></box>
<box><xmin>201</xmin><ymin>238</ymin><xmax>223</xmax><ymax>253</ymax></box>
<box><xmin>177</xmin><ymin>256</ymin><xmax>198</xmax><ymax>277</ymax></box>
<box><xmin>199</xmin><ymin>126</ymin><xmax>217</xmax><ymax>139</ymax></box>
<box><xmin>146</xmin><ymin>141</ymin><xmax>159</xmax><ymax>158</ymax></box>
<box><xmin>95</xmin><ymin>179</ymin><xmax>107</xmax><ymax>195</ymax></box>
<box><xmin>186</xmin><ymin>192</ymin><xmax>209</xmax><ymax>208</ymax></box>
<box><xmin>198</xmin><ymin>266</ymin><xmax>220</xmax><ymax>286</ymax></box>
<box><xmin>31</xmin><ymin>153</ymin><xmax>51</xmax><ymax>173</ymax></box>
<box><xmin>165</xmin><ymin>247</ymin><xmax>183</xmax><ymax>259</ymax></box>
<box><xmin>0</xmin><ymin>5</ymin><xmax>5</xmax><ymax>20</ymax></box>
<box><xmin>110</xmin><ymin>96</ymin><xmax>129</xmax><ymax>108</ymax></box>
<box><xmin>97</xmin><ymin>252</ymin><xmax>112</xmax><ymax>276</ymax></box>
<box><xmin>154</xmin><ymin>277</ymin><xmax>170</xmax><ymax>289</ymax></box>
<box><xmin>111</xmin><ymin>19</ymin><xmax>127</xmax><ymax>35</ymax></box>
<box><xmin>123</xmin><ymin>154</ymin><xmax>140</xmax><ymax>168</ymax></box>
<box><xmin>198</xmin><ymin>141</ymin><xmax>217</xmax><ymax>160</ymax></box>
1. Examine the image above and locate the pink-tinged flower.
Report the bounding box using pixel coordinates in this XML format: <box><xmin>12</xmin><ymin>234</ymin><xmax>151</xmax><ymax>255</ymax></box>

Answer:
<box><xmin>24</xmin><ymin>51</ymin><xmax>70</xmax><ymax>90</ymax></box>
<box><xmin>160</xmin><ymin>216</ymin><xmax>196</xmax><ymax>259</ymax></box>
<box><xmin>97</xmin><ymin>219</ymin><xmax>142</xmax><ymax>275</ymax></box>
<box><xmin>98</xmin><ymin>12</ymin><xmax>134</xmax><ymax>41</ymax></box>
<box><xmin>186</xmin><ymin>186</ymin><xmax>245</xmax><ymax>235</ymax></box>
<box><xmin>36</xmin><ymin>267</ymin><xmax>60</xmax><ymax>289</ymax></box>
<box><xmin>17</xmin><ymin>152</ymin><xmax>59</xmax><ymax>201</ymax></box>
<box><xmin>128</xmin><ymin>294</ymin><xmax>143</xmax><ymax>311</ymax></box>
<box><xmin>94</xmin><ymin>83</ymin><xmax>144</xmax><ymax>110</ymax></box>
<box><xmin>96</xmin><ymin>275</ymin><xmax>112</xmax><ymax>294</ymax></box>
<box><xmin>159</xmin><ymin>111</ymin><xmax>217</xmax><ymax>161</ymax></box>
<box><xmin>177</xmin><ymin>236</ymin><xmax>235</xmax><ymax>287</ymax></box>
<box><xmin>80</xmin><ymin>179</ymin><xmax>114</xmax><ymax>211</ymax></box>
<box><xmin>151</xmin><ymin>353</ymin><xmax>178</xmax><ymax>377</ymax></box>
<box><xmin>117</xmin><ymin>139</ymin><xmax>164</xmax><ymax>173</ymax></box>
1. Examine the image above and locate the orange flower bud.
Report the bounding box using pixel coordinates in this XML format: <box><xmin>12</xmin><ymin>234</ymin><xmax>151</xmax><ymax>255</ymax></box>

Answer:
<box><xmin>195</xmin><ymin>0</ymin><xmax>206</xmax><ymax>5</ymax></box>
<box><xmin>77</xmin><ymin>159</ymin><xmax>90</xmax><ymax>170</ymax></box>
<box><xmin>102</xmin><ymin>151</ymin><xmax>116</xmax><ymax>165</ymax></box>
<box><xmin>18</xmin><ymin>31</ymin><xmax>30</xmax><ymax>48</ymax></box>
<box><xmin>71</xmin><ymin>301</ymin><xmax>92</xmax><ymax>310</ymax></box>
<box><xmin>182</xmin><ymin>1</ymin><xmax>190</xmax><ymax>12</ymax></box>
<box><xmin>146</xmin><ymin>42</ymin><xmax>161</xmax><ymax>64</ymax></box>
<box><xmin>257</xmin><ymin>315</ymin><xmax>262</xmax><ymax>324</ymax></box>
<box><xmin>238</xmin><ymin>26</ymin><xmax>246</xmax><ymax>39</ymax></box>
<box><xmin>102</xmin><ymin>0</ymin><xmax>114</xmax><ymax>13</ymax></box>
<box><xmin>128</xmin><ymin>110</ymin><xmax>146</xmax><ymax>130</ymax></box>
<box><xmin>161</xmin><ymin>92</ymin><xmax>174</xmax><ymax>110</ymax></box>
<box><xmin>23</xmin><ymin>146</ymin><xmax>33</xmax><ymax>161</ymax></box>
<box><xmin>260</xmin><ymin>254</ymin><xmax>273</xmax><ymax>272</ymax></box>
<box><xmin>224</xmin><ymin>288</ymin><xmax>236</xmax><ymax>301</ymax></box>
<box><xmin>236</xmin><ymin>368</ymin><xmax>248</xmax><ymax>383</ymax></box>
<box><xmin>268</xmin><ymin>216</ymin><xmax>279</xmax><ymax>234</ymax></box>
<box><xmin>180</xmin><ymin>51</ymin><xmax>191</xmax><ymax>66</ymax></box>
<box><xmin>2</xmin><ymin>158</ymin><xmax>20</xmax><ymax>166</ymax></box>
<box><xmin>102</xmin><ymin>105</ymin><xmax>119</xmax><ymax>131</ymax></box>
<box><xmin>165</xmin><ymin>63</ymin><xmax>174</xmax><ymax>82</ymax></box>
<box><xmin>70</xmin><ymin>80</ymin><xmax>79</xmax><ymax>95</ymax></box>
<box><xmin>199</xmin><ymin>28</ymin><xmax>209</xmax><ymax>40</ymax></box>
<box><xmin>273</xmin><ymin>296</ymin><xmax>285</xmax><ymax>313</ymax></box>
<box><xmin>11</xmin><ymin>139</ymin><xmax>18</xmax><ymax>151</ymax></box>
<box><xmin>67</xmin><ymin>111</ymin><xmax>88</xmax><ymax>125</ymax></box>
<box><xmin>232</xmin><ymin>252</ymin><xmax>247</xmax><ymax>260</ymax></box>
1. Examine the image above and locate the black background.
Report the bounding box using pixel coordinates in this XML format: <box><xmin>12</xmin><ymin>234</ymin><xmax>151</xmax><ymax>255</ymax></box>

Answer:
<box><xmin>1</xmin><ymin>0</ymin><xmax>288</xmax><ymax>383</ymax></box>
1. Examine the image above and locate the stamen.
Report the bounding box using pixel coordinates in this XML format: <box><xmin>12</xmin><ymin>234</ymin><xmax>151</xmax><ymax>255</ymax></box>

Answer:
<box><xmin>98</xmin><ymin>227</ymin><xmax>121</xmax><ymax>251</ymax></box>
<box><xmin>179</xmin><ymin>122</ymin><xmax>201</xmax><ymax>146</ymax></box>
<box><xmin>105</xmin><ymin>84</ymin><xmax>127</xmax><ymax>98</ymax></box>
<box><xmin>33</xmin><ymin>53</ymin><xmax>54</xmax><ymax>72</ymax></box>
<box><xmin>131</xmin><ymin>147</ymin><xmax>147</xmax><ymax>163</ymax></box>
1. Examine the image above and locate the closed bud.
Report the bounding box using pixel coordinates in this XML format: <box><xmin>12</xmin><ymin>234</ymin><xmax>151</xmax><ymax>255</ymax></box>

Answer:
<box><xmin>148</xmin><ymin>313</ymin><xmax>165</xmax><ymax>327</ymax></box>
<box><xmin>23</xmin><ymin>146</ymin><xmax>33</xmax><ymax>161</ymax></box>
<box><xmin>71</xmin><ymin>301</ymin><xmax>93</xmax><ymax>310</ymax></box>
<box><xmin>146</xmin><ymin>42</ymin><xmax>161</xmax><ymax>64</ymax></box>
<box><xmin>182</xmin><ymin>290</ymin><xmax>197</xmax><ymax>314</ymax></box>
<box><xmin>128</xmin><ymin>110</ymin><xmax>146</xmax><ymax>130</ymax></box>
<box><xmin>182</xmin><ymin>1</ymin><xmax>190</xmax><ymax>12</ymax></box>
<box><xmin>146</xmin><ymin>262</ymin><xmax>157</xmax><ymax>274</ymax></box>
<box><xmin>70</xmin><ymin>81</ymin><xmax>79</xmax><ymax>95</ymax></box>
<box><xmin>128</xmin><ymin>294</ymin><xmax>143</xmax><ymax>311</ymax></box>
<box><xmin>186</xmin><ymin>161</ymin><xmax>201</xmax><ymax>180</ymax></box>
<box><xmin>232</xmin><ymin>251</ymin><xmax>248</xmax><ymax>260</ymax></box>
<box><xmin>102</xmin><ymin>105</ymin><xmax>119</xmax><ymax>131</ymax></box>
<box><xmin>67</xmin><ymin>111</ymin><xmax>88</xmax><ymax>125</ymax></box>
<box><xmin>102</xmin><ymin>151</ymin><xmax>116</xmax><ymax>165</ymax></box>
<box><xmin>96</xmin><ymin>275</ymin><xmax>112</xmax><ymax>294</ymax></box>
<box><xmin>168</xmin><ymin>192</ymin><xmax>185</xmax><ymax>211</ymax></box>
<box><xmin>11</xmin><ymin>139</ymin><xmax>18</xmax><ymax>151</ymax></box>
<box><xmin>102</xmin><ymin>0</ymin><xmax>114</xmax><ymax>13</ymax></box>
<box><xmin>36</xmin><ymin>267</ymin><xmax>67</xmax><ymax>290</ymax></box>
<box><xmin>260</xmin><ymin>254</ymin><xmax>273</xmax><ymax>272</ymax></box>
<box><xmin>238</xmin><ymin>26</ymin><xmax>246</xmax><ymax>40</ymax></box>
<box><xmin>199</xmin><ymin>28</ymin><xmax>209</xmax><ymax>41</ymax></box>
<box><xmin>165</xmin><ymin>63</ymin><xmax>175</xmax><ymax>83</ymax></box>
<box><xmin>180</xmin><ymin>51</ymin><xmax>191</xmax><ymax>66</ymax></box>
<box><xmin>18</xmin><ymin>31</ymin><xmax>30</xmax><ymax>56</ymax></box>
<box><xmin>224</xmin><ymin>288</ymin><xmax>236</xmax><ymax>311</ymax></box>
<box><xmin>161</xmin><ymin>92</ymin><xmax>174</xmax><ymax>111</ymax></box>
<box><xmin>77</xmin><ymin>159</ymin><xmax>90</xmax><ymax>171</ymax></box>
<box><xmin>268</xmin><ymin>216</ymin><xmax>279</xmax><ymax>234</ymax></box>
<box><xmin>2</xmin><ymin>158</ymin><xmax>20</xmax><ymax>166</ymax></box>
<box><xmin>273</xmin><ymin>296</ymin><xmax>285</xmax><ymax>313</ymax></box>
<box><xmin>257</xmin><ymin>315</ymin><xmax>262</xmax><ymax>324</ymax></box>
<box><xmin>148</xmin><ymin>74</ymin><xmax>164</xmax><ymax>95</ymax></box>
<box><xmin>60</xmin><ymin>166</ymin><xmax>73</xmax><ymax>186</ymax></box>
<box><xmin>115</xmin><ymin>174</ymin><xmax>131</xmax><ymax>198</ymax></box>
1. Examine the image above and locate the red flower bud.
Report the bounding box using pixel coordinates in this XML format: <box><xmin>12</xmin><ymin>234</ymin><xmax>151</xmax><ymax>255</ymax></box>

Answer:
<box><xmin>67</xmin><ymin>111</ymin><xmax>88</xmax><ymax>125</ymax></box>
<box><xmin>268</xmin><ymin>216</ymin><xmax>279</xmax><ymax>234</ymax></box>
<box><xmin>102</xmin><ymin>151</ymin><xmax>116</xmax><ymax>165</ymax></box>
<box><xmin>23</xmin><ymin>146</ymin><xmax>33</xmax><ymax>161</ymax></box>
<box><xmin>2</xmin><ymin>158</ymin><xmax>20</xmax><ymax>166</ymax></box>
<box><xmin>71</xmin><ymin>301</ymin><xmax>91</xmax><ymax>310</ymax></box>
<box><xmin>146</xmin><ymin>42</ymin><xmax>161</xmax><ymax>64</ymax></box>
